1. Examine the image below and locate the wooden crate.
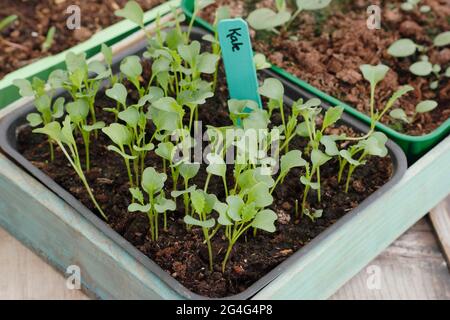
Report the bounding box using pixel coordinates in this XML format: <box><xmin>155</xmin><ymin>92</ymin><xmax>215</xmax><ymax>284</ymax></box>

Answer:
<box><xmin>0</xmin><ymin>98</ymin><xmax>449</xmax><ymax>299</ymax></box>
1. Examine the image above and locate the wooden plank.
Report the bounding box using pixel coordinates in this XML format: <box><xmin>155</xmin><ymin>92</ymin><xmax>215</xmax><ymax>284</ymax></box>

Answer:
<box><xmin>331</xmin><ymin>219</ymin><xmax>450</xmax><ymax>300</ymax></box>
<box><xmin>430</xmin><ymin>196</ymin><xmax>450</xmax><ymax>272</ymax></box>
<box><xmin>0</xmin><ymin>227</ymin><xmax>89</xmax><ymax>300</ymax></box>
<box><xmin>254</xmin><ymin>136</ymin><xmax>450</xmax><ymax>299</ymax></box>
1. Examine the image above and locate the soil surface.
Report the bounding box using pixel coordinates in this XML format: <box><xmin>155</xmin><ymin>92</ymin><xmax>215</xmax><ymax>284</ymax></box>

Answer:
<box><xmin>200</xmin><ymin>0</ymin><xmax>450</xmax><ymax>136</ymax></box>
<box><xmin>0</xmin><ymin>0</ymin><xmax>164</xmax><ymax>79</ymax></box>
<box><xmin>16</xmin><ymin>58</ymin><xmax>394</xmax><ymax>297</ymax></box>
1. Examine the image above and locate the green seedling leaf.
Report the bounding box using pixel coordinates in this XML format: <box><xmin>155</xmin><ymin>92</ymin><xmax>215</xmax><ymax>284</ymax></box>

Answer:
<box><xmin>360</xmin><ymin>64</ymin><xmax>390</xmax><ymax>87</ymax></box>
<box><xmin>297</xmin><ymin>0</ymin><xmax>332</xmax><ymax>10</ymax></box>
<box><xmin>120</xmin><ymin>55</ymin><xmax>142</xmax><ymax>80</ymax></box>
<box><xmin>115</xmin><ymin>0</ymin><xmax>144</xmax><ymax>27</ymax></box>
<box><xmin>206</xmin><ymin>153</ymin><xmax>226</xmax><ymax>177</ymax></box>
<box><xmin>0</xmin><ymin>15</ymin><xmax>18</xmax><ymax>32</ymax></box>
<box><xmin>48</xmin><ymin>70</ymin><xmax>69</xmax><ymax>89</ymax></box>
<box><xmin>434</xmin><ymin>31</ymin><xmax>450</xmax><ymax>47</ymax></box>
<box><xmin>33</xmin><ymin>121</ymin><xmax>62</xmax><ymax>142</ymax></box>
<box><xmin>83</xmin><ymin>121</ymin><xmax>105</xmax><ymax>132</ymax></box>
<box><xmin>247</xmin><ymin>8</ymin><xmax>291</xmax><ymax>30</ymax></box>
<box><xmin>106</xmin><ymin>83</ymin><xmax>128</xmax><ymax>106</ymax></box>
<box><xmin>300</xmin><ymin>176</ymin><xmax>319</xmax><ymax>190</ymax></box>
<box><xmin>359</xmin><ymin>132</ymin><xmax>388</xmax><ymax>157</ymax></box>
<box><xmin>254</xmin><ymin>53</ymin><xmax>271</xmax><ymax>70</ymax></box>
<box><xmin>128</xmin><ymin>203</ymin><xmax>152</xmax><ymax>213</ymax></box>
<box><xmin>322</xmin><ymin>106</ymin><xmax>344</xmax><ymax>130</ymax></box>
<box><xmin>171</xmin><ymin>185</ymin><xmax>197</xmax><ymax>198</ymax></box>
<box><xmin>66</xmin><ymin>52</ymin><xmax>87</xmax><ymax>74</ymax></box>
<box><xmin>247</xmin><ymin>182</ymin><xmax>273</xmax><ymax>208</ymax></box>
<box><xmin>52</xmin><ymin>97</ymin><xmax>65</xmax><ymax>119</ymax></box>
<box><xmin>387</xmin><ymin>39</ymin><xmax>417</xmax><ymax>57</ymax></box>
<box><xmin>183</xmin><ymin>215</ymin><xmax>215</xmax><ymax>229</ymax></box>
<box><xmin>409</xmin><ymin>60</ymin><xmax>433</xmax><ymax>76</ymax></box>
<box><xmin>389</xmin><ymin>108</ymin><xmax>410</xmax><ymax>123</ymax></box>
<box><xmin>107</xmin><ymin>145</ymin><xmax>137</xmax><ymax>160</ymax></box>
<box><xmin>197</xmin><ymin>53</ymin><xmax>220</xmax><ymax>74</ymax></box>
<box><xmin>155</xmin><ymin>142</ymin><xmax>175</xmax><ymax>162</ymax></box>
<box><xmin>179</xmin><ymin>162</ymin><xmax>200</xmax><ymax>180</ymax></box>
<box><xmin>133</xmin><ymin>143</ymin><xmax>154</xmax><ymax>152</ymax></box>
<box><xmin>178</xmin><ymin>41</ymin><xmax>201</xmax><ymax>66</ymax></box>
<box><xmin>66</xmin><ymin>99</ymin><xmax>89</xmax><ymax>124</ymax></box>
<box><xmin>320</xmin><ymin>135</ymin><xmax>340</xmax><ymax>156</ymax></box>
<box><xmin>142</xmin><ymin>167</ymin><xmax>166</xmax><ymax>194</ymax></box>
<box><xmin>339</xmin><ymin>150</ymin><xmax>361</xmax><ymax>166</ymax></box>
<box><xmin>280</xmin><ymin>150</ymin><xmax>307</xmax><ymax>176</ymax></box>
<box><xmin>26</xmin><ymin>113</ymin><xmax>43</xmax><ymax>127</ymax></box>
<box><xmin>129</xmin><ymin>187</ymin><xmax>144</xmax><ymax>203</ymax></box>
<box><xmin>119</xmin><ymin>107</ymin><xmax>140</xmax><ymax>128</ymax></box>
<box><xmin>445</xmin><ymin>67</ymin><xmax>450</xmax><ymax>78</ymax></box>
<box><xmin>41</xmin><ymin>26</ymin><xmax>56</xmax><ymax>52</ymax></box>
<box><xmin>102</xmin><ymin>123</ymin><xmax>132</xmax><ymax>147</ymax></box>
<box><xmin>191</xmin><ymin>189</ymin><xmax>206</xmax><ymax>214</ymax></box>
<box><xmin>154</xmin><ymin>197</ymin><xmax>176</xmax><ymax>213</ymax></box>
<box><xmin>259</xmin><ymin>78</ymin><xmax>284</xmax><ymax>101</ymax></box>
<box><xmin>101</xmin><ymin>44</ymin><xmax>113</xmax><ymax>66</ymax></box>
<box><xmin>252</xmin><ymin>209</ymin><xmax>277</xmax><ymax>232</ymax></box>
<box><xmin>311</xmin><ymin>149</ymin><xmax>331</xmax><ymax>167</ymax></box>
<box><xmin>13</xmin><ymin>79</ymin><xmax>34</xmax><ymax>97</ymax></box>
<box><xmin>296</xmin><ymin>122</ymin><xmax>309</xmax><ymax>137</ymax></box>
<box><xmin>226</xmin><ymin>195</ymin><xmax>244</xmax><ymax>222</ymax></box>
<box><xmin>416</xmin><ymin>100</ymin><xmax>438</xmax><ymax>113</ymax></box>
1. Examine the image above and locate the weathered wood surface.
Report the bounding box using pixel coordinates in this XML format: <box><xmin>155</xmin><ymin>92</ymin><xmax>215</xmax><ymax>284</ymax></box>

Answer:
<box><xmin>430</xmin><ymin>196</ymin><xmax>450</xmax><ymax>272</ymax></box>
<box><xmin>1</xmin><ymin>219</ymin><xmax>449</xmax><ymax>299</ymax></box>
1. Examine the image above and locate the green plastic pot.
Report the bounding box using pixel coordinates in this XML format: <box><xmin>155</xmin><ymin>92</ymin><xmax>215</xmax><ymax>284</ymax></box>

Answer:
<box><xmin>0</xmin><ymin>0</ymin><xmax>179</xmax><ymax>110</ymax></box>
<box><xmin>181</xmin><ymin>0</ymin><xmax>450</xmax><ymax>162</ymax></box>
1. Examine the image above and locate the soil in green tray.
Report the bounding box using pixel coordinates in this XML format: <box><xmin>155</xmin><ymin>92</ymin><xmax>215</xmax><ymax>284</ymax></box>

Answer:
<box><xmin>16</xmin><ymin>59</ymin><xmax>394</xmax><ymax>297</ymax></box>
<box><xmin>200</xmin><ymin>0</ymin><xmax>450</xmax><ymax>136</ymax></box>
<box><xmin>0</xmin><ymin>0</ymin><xmax>165</xmax><ymax>79</ymax></box>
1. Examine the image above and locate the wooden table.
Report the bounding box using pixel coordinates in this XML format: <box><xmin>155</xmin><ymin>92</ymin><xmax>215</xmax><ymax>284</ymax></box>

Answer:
<box><xmin>1</xmin><ymin>217</ymin><xmax>449</xmax><ymax>300</ymax></box>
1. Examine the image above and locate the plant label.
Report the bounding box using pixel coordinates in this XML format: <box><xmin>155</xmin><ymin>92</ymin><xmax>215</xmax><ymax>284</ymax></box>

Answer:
<box><xmin>218</xmin><ymin>18</ymin><xmax>262</xmax><ymax>109</ymax></box>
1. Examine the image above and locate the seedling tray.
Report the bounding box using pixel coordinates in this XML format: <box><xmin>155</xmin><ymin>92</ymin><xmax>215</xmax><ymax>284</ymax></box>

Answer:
<box><xmin>181</xmin><ymin>0</ymin><xmax>450</xmax><ymax>162</ymax></box>
<box><xmin>0</xmin><ymin>27</ymin><xmax>410</xmax><ymax>299</ymax></box>
<box><xmin>0</xmin><ymin>0</ymin><xmax>179</xmax><ymax>110</ymax></box>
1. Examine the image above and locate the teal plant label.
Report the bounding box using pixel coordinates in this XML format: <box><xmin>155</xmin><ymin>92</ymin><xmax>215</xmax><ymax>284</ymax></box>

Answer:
<box><xmin>218</xmin><ymin>18</ymin><xmax>262</xmax><ymax>108</ymax></box>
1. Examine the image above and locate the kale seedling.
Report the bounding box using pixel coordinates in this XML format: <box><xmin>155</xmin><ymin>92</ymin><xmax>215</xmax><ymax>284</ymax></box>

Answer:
<box><xmin>33</xmin><ymin>117</ymin><xmax>107</xmax><ymax>220</ymax></box>
<box><xmin>247</xmin><ymin>0</ymin><xmax>332</xmax><ymax>34</ymax></box>
<box><xmin>129</xmin><ymin>167</ymin><xmax>175</xmax><ymax>240</ymax></box>
<box><xmin>0</xmin><ymin>15</ymin><xmax>18</xmax><ymax>32</ymax></box>
<box><xmin>14</xmin><ymin>77</ymin><xmax>65</xmax><ymax>161</ymax></box>
<box><xmin>41</xmin><ymin>26</ymin><xmax>56</xmax><ymax>52</ymax></box>
<box><xmin>390</xmin><ymin>100</ymin><xmax>438</xmax><ymax>125</ymax></box>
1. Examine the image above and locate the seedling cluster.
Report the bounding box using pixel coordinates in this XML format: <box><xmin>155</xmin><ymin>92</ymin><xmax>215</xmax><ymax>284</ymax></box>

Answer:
<box><xmin>17</xmin><ymin>1</ymin><xmax>390</xmax><ymax>272</ymax></box>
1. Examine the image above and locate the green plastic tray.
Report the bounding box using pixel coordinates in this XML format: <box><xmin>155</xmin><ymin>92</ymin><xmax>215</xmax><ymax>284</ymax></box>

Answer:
<box><xmin>181</xmin><ymin>0</ymin><xmax>450</xmax><ymax>162</ymax></box>
<box><xmin>0</xmin><ymin>0</ymin><xmax>179</xmax><ymax>109</ymax></box>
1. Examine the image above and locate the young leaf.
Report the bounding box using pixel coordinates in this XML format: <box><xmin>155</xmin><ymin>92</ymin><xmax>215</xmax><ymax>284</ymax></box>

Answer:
<box><xmin>360</xmin><ymin>64</ymin><xmax>389</xmax><ymax>87</ymax></box>
<box><xmin>359</xmin><ymin>132</ymin><xmax>388</xmax><ymax>157</ymax></box>
<box><xmin>280</xmin><ymin>150</ymin><xmax>307</xmax><ymax>176</ymax></box>
<box><xmin>129</xmin><ymin>187</ymin><xmax>144</xmax><ymax>204</ymax></box>
<box><xmin>206</xmin><ymin>153</ymin><xmax>226</xmax><ymax>177</ymax></box>
<box><xmin>115</xmin><ymin>0</ymin><xmax>144</xmax><ymax>28</ymax></box>
<box><xmin>247</xmin><ymin>8</ymin><xmax>291</xmax><ymax>30</ymax></box>
<box><xmin>183</xmin><ymin>215</ymin><xmax>215</xmax><ymax>228</ymax></box>
<box><xmin>387</xmin><ymin>39</ymin><xmax>417</xmax><ymax>57</ymax></box>
<box><xmin>13</xmin><ymin>79</ymin><xmax>34</xmax><ymax>97</ymax></box>
<box><xmin>226</xmin><ymin>195</ymin><xmax>244</xmax><ymax>222</ymax></box>
<box><xmin>322</xmin><ymin>106</ymin><xmax>344</xmax><ymax>130</ymax></box>
<box><xmin>297</xmin><ymin>0</ymin><xmax>332</xmax><ymax>10</ymax></box>
<box><xmin>339</xmin><ymin>150</ymin><xmax>361</xmax><ymax>166</ymax></box>
<box><xmin>300</xmin><ymin>176</ymin><xmax>319</xmax><ymax>190</ymax></box>
<box><xmin>311</xmin><ymin>149</ymin><xmax>331</xmax><ymax>167</ymax></box>
<box><xmin>101</xmin><ymin>43</ymin><xmax>113</xmax><ymax>66</ymax></box>
<box><xmin>246</xmin><ymin>182</ymin><xmax>273</xmax><ymax>208</ymax></box>
<box><xmin>177</xmin><ymin>41</ymin><xmax>201</xmax><ymax>66</ymax></box>
<box><xmin>102</xmin><ymin>123</ymin><xmax>132</xmax><ymax>147</ymax></box>
<box><xmin>26</xmin><ymin>113</ymin><xmax>43</xmax><ymax>127</ymax></box>
<box><xmin>154</xmin><ymin>197</ymin><xmax>176</xmax><ymax>213</ymax></box>
<box><xmin>416</xmin><ymin>100</ymin><xmax>438</xmax><ymax>113</ymax></box>
<box><xmin>83</xmin><ymin>122</ymin><xmax>106</xmax><ymax>132</ymax></box>
<box><xmin>128</xmin><ymin>203</ymin><xmax>152</xmax><ymax>213</ymax></box>
<box><xmin>120</xmin><ymin>55</ymin><xmax>142</xmax><ymax>80</ymax></box>
<box><xmin>179</xmin><ymin>162</ymin><xmax>200</xmax><ymax>180</ymax></box>
<box><xmin>389</xmin><ymin>108</ymin><xmax>410</xmax><ymax>123</ymax></box>
<box><xmin>66</xmin><ymin>99</ymin><xmax>89</xmax><ymax>124</ymax></box>
<box><xmin>118</xmin><ymin>107</ymin><xmax>140</xmax><ymax>128</ymax></box>
<box><xmin>409</xmin><ymin>61</ymin><xmax>433</xmax><ymax>76</ymax></box>
<box><xmin>254</xmin><ymin>53</ymin><xmax>271</xmax><ymax>70</ymax></box>
<box><xmin>106</xmin><ymin>83</ymin><xmax>128</xmax><ymax>106</ymax></box>
<box><xmin>251</xmin><ymin>209</ymin><xmax>277</xmax><ymax>232</ymax></box>
<box><xmin>155</xmin><ymin>142</ymin><xmax>175</xmax><ymax>162</ymax></box>
<box><xmin>259</xmin><ymin>78</ymin><xmax>284</xmax><ymax>101</ymax></box>
<box><xmin>320</xmin><ymin>135</ymin><xmax>340</xmax><ymax>156</ymax></box>
<box><xmin>141</xmin><ymin>167</ymin><xmax>166</xmax><ymax>194</ymax></box>
<box><xmin>434</xmin><ymin>31</ymin><xmax>450</xmax><ymax>47</ymax></box>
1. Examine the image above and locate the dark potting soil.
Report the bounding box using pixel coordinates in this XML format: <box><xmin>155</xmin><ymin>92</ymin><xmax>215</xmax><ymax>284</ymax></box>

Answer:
<box><xmin>200</xmin><ymin>0</ymin><xmax>450</xmax><ymax>136</ymax></box>
<box><xmin>16</xmin><ymin>61</ymin><xmax>393</xmax><ymax>298</ymax></box>
<box><xmin>0</xmin><ymin>0</ymin><xmax>165</xmax><ymax>79</ymax></box>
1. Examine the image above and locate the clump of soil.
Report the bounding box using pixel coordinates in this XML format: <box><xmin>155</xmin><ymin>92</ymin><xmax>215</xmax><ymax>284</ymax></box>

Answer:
<box><xmin>0</xmin><ymin>0</ymin><xmax>164</xmax><ymax>79</ymax></box>
<box><xmin>200</xmin><ymin>0</ymin><xmax>450</xmax><ymax>136</ymax></box>
<box><xmin>16</xmin><ymin>61</ymin><xmax>394</xmax><ymax>297</ymax></box>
